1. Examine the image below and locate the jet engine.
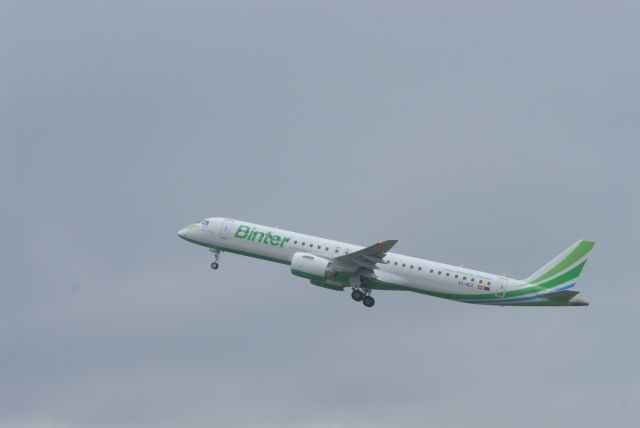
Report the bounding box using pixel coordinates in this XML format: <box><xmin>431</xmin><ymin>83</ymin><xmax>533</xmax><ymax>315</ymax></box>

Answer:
<box><xmin>290</xmin><ymin>252</ymin><xmax>336</xmax><ymax>280</ymax></box>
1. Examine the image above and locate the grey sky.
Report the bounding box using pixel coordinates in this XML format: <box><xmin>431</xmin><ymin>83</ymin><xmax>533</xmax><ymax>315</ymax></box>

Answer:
<box><xmin>1</xmin><ymin>1</ymin><xmax>639</xmax><ymax>427</ymax></box>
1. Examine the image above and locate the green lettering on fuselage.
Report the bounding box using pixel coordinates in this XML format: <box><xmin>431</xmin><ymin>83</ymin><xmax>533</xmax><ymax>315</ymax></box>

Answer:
<box><xmin>234</xmin><ymin>224</ymin><xmax>290</xmax><ymax>247</ymax></box>
<box><xmin>235</xmin><ymin>225</ymin><xmax>251</xmax><ymax>239</ymax></box>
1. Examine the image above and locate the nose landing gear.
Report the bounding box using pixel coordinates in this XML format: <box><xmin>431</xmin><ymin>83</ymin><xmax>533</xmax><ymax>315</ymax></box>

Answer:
<box><xmin>210</xmin><ymin>249</ymin><xmax>221</xmax><ymax>270</ymax></box>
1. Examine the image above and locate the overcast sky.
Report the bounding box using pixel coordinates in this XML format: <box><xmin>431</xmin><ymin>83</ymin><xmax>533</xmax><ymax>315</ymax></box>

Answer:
<box><xmin>1</xmin><ymin>1</ymin><xmax>639</xmax><ymax>427</ymax></box>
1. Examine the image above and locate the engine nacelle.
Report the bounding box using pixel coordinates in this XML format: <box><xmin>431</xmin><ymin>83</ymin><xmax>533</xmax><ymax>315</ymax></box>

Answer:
<box><xmin>290</xmin><ymin>252</ymin><xmax>335</xmax><ymax>280</ymax></box>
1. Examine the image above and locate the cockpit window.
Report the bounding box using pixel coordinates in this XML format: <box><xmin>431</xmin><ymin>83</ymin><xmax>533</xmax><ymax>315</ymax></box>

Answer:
<box><xmin>201</xmin><ymin>220</ymin><xmax>209</xmax><ymax>226</ymax></box>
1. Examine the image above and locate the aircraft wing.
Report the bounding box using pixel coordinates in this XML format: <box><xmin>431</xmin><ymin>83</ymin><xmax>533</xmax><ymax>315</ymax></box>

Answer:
<box><xmin>333</xmin><ymin>240</ymin><xmax>398</xmax><ymax>274</ymax></box>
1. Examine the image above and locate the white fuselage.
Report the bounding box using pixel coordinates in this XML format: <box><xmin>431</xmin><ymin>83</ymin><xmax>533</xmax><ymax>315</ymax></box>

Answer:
<box><xmin>178</xmin><ymin>218</ymin><xmax>517</xmax><ymax>301</ymax></box>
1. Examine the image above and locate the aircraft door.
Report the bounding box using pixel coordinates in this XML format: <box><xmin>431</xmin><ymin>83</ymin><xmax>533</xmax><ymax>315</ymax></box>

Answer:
<box><xmin>220</xmin><ymin>219</ymin><xmax>234</xmax><ymax>239</ymax></box>
<box><xmin>497</xmin><ymin>277</ymin><xmax>508</xmax><ymax>297</ymax></box>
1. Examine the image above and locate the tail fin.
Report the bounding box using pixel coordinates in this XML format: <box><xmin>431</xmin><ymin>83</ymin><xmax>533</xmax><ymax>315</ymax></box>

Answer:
<box><xmin>523</xmin><ymin>240</ymin><xmax>596</xmax><ymax>284</ymax></box>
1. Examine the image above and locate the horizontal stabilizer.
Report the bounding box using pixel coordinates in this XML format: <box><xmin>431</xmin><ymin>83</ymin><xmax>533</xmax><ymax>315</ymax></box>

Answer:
<box><xmin>539</xmin><ymin>290</ymin><xmax>580</xmax><ymax>301</ymax></box>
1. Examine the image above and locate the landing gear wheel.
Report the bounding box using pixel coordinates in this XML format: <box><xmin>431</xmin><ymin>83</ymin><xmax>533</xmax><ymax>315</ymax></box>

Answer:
<box><xmin>209</xmin><ymin>249</ymin><xmax>221</xmax><ymax>270</ymax></box>
<box><xmin>351</xmin><ymin>289</ymin><xmax>364</xmax><ymax>302</ymax></box>
<box><xmin>363</xmin><ymin>295</ymin><xmax>375</xmax><ymax>308</ymax></box>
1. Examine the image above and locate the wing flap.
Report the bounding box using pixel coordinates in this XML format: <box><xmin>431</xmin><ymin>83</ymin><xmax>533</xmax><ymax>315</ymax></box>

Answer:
<box><xmin>350</xmin><ymin>258</ymin><xmax>377</xmax><ymax>270</ymax></box>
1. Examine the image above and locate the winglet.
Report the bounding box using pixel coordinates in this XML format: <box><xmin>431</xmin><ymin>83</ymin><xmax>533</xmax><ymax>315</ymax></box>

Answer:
<box><xmin>375</xmin><ymin>239</ymin><xmax>399</xmax><ymax>253</ymax></box>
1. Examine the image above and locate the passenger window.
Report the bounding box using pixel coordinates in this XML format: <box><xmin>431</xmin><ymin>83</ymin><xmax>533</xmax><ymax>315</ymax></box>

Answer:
<box><xmin>430</xmin><ymin>269</ymin><xmax>434</xmax><ymax>273</ymax></box>
<box><xmin>455</xmin><ymin>275</ymin><xmax>458</xmax><ymax>279</ymax></box>
<box><xmin>302</xmin><ymin>242</ymin><xmax>305</xmax><ymax>246</ymax></box>
<box><xmin>479</xmin><ymin>280</ymin><xmax>483</xmax><ymax>284</ymax></box>
<box><xmin>418</xmin><ymin>267</ymin><xmax>422</xmax><ymax>271</ymax></box>
<box><xmin>325</xmin><ymin>247</ymin><xmax>329</xmax><ymax>251</ymax></box>
<box><xmin>438</xmin><ymin>271</ymin><xmax>441</xmax><ymax>275</ymax></box>
<box><xmin>294</xmin><ymin>240</ymin><xmax>298</xmax><ymax>244</ymax></box>
<box><xmin>402</xmin><ymin>263</ymin><xmax>406</xmax><ymax>267</ymax></box>
<box><xmin>394</xmin><ymin>262</ymin><xmax>398</xmax><ymax>265</ymax></box>
<box><xmin>410</xmin><ymin>265</ymin><xmax>414</xmax><ymax>269</ymax></box>
<box><xmin>446</xmin><ymin>273</ymin><xmax>450</xmax><ymax>277</ymax></box>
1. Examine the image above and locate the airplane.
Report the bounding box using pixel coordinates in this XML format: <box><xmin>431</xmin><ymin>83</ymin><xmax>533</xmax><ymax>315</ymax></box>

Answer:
<box><xmin>177</xmin><ymin>218</ymin><xmax>594</xmax><ymax>308</ymax></box>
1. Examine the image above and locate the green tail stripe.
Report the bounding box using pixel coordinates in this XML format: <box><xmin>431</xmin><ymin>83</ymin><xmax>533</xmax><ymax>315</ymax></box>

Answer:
<box><xmin>528</xmin><ymin>240</ymin><xmax>595</xmax><ymax>284</ymax></box>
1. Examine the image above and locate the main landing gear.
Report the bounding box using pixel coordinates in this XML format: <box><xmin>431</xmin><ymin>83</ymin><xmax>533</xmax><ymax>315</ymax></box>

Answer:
<box><xmin>351</xmin><ymin>287</ymin><xmax>375</xmax><ymax>308</ymax></box>
<box><xmin>210</xmin><ymin>249</ymin><xmax>221</xmax><ymax>270</ymax></box>
<box><xmin>363</xmin><ymin>295</ymin><xmax>375</xmax><ymax>308</ymax></box>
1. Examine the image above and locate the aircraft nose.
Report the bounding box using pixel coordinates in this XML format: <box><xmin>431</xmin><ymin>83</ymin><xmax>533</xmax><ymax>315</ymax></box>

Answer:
<box><xmin>177</xmin><ymin>228</ymin><xmax>187</xmax><ymax>239</ymax></box>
